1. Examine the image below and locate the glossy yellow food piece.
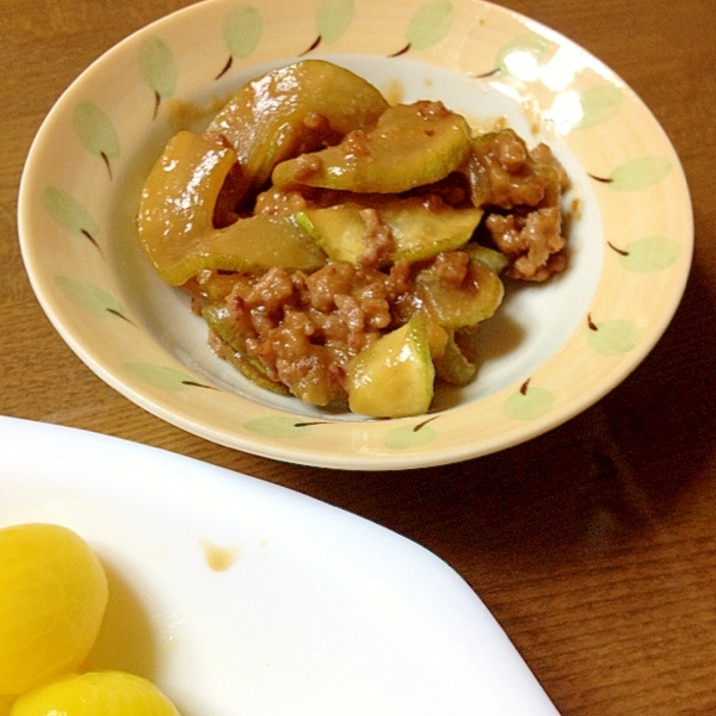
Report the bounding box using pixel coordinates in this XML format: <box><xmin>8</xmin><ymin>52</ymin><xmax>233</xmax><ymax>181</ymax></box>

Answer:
<box><xmin>348</xmin><ymin>317</ymin><xmax>434</xmax><ymax>417</ymax></box>
<box><xmin>416</xmin><ymin>256</ymin><xmax>505</xmax><ymax>329</ymax></box>
<box><xmin>137</xmin><ymin>131</ymin><xmax>235</xmax><ymax>281</ymax></box>
<box><xmin>295</xmin><ymin>198</ymin><xmax>482</xmax><ymax>266</ymax></box>
<box><xmin>464</xmin><ymin>242</ymin><xmax>509</xmax><ymax>273</ymax></box>
<box><xmin>138</xmin><ymin>132</ymin><xmax>235</xmax><ymax>261</ymax></box>
<box><xmin>206</xmin><ymin>59</ymin><xmax>389</xmax><ymax>202</ymax></box>
<box><xmin>9</xmin><ymin>671</ymin><xmax>180</xmax><ymax>716</ymax></box>
<box><xmin>433</xmin><ymin>327</ymin><xmax>479</xmax><ymax>386</ymax></box>
<box><xmin>137</xmin><ymin>131</ymin><xmax>325</xmax><ymax>285</ymax></box>
<box><xmin>0</xmin><ymin>523</ymin><xmax>108</xmax><ymax>695</ymax></box>
<box><xmin>272</xmin><ymin>101</ymin><xmax>472</xmax><ymax>193</ymax></box>
<box><xmin>0</xmin><ymin>696</ymin><xmax>14</xmax><ymax>716</ymax></box>
<box><xmin>165</xmin><ymin>214</ymin><xmax>326</xmax><ymax>285</ymax></box>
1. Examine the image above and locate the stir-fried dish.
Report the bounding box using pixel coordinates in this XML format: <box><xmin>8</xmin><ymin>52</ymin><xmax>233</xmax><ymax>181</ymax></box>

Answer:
<box><xmin>137</xmin><ymin>60</ymin><xmax>569</xmax><ymax>417</ymax></box>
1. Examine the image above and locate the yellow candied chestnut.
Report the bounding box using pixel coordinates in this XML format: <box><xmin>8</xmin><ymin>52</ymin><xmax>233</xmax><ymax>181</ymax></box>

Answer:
<box><xmin>9</xmin><ymin>671</ymin><xmax>181</xmax><ymax>716</ymax></box>
<box><xmin>0</xmin><ymin>523</ymin><xmax>108</xmax><ymax>695</ymax></box>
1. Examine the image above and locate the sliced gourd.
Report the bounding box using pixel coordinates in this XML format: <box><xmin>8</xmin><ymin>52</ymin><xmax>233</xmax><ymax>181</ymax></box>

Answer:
<box><xmin>295</xmin><ymin>198</ymin><xmax>482</xmax><ymax>266</ymax></box>
<box><xmin>167</xmin><ymin>215</ymin><xmax>325</xmax><ymax>286</ymax></box>
<box><xmin>202</xmin><ymin>303</ymin><xmax>251</xmax><ymax>355</ymax></box>
<box><xmin>206</xmin><ymin>60</ymin><xmax>389</xmax><ymax>202</ymax></box>
<box><xmin>347</xmin><ymin>316</ymin><xmax>435</xmax><ymax>418</ymax></box>
<box><xmin>137</xmin><ymin>131</ymin><xmax>326</xmax><ymax>285</ymax></box>
<box><xmin>295</xmin><ymin>205</ymin><xmax>367</xmax><ymax>264</ymax></box>
<box><xmin>434</xmin><ymin>328</ymin><xmax>479</xmax><ymax>386</ymax></box>
<box><xmin>272</xmin><ymin>101</ymin><xmax>472</xmax><ymax>194</ymax></box>
<box><xmin>146</xmin><ymin>213</ymin><xmax>325</xmax><ymax>286</ymax></box>
<box><xmin>202</xmin><ymin>303</ymin><xmax>290</xmax><ymax>395</ymax></box>
<box><xmin>463</xmin><ymin>242</ymin><xmax>509</xmax><ymax>273</ymax></box>
<box><xmin>137</xmin><ymin>130</ymin><xmax>236</xmax><ymax>278</ymax></box>
<box><xmin>416</xmin><ymin>256</ymin><xmax>505</xmax><ymax>329</ymax></box>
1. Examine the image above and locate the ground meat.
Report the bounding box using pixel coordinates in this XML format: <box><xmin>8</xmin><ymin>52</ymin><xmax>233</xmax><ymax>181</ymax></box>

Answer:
<box><xmin>210</xmin><ymin>259</ymin><xmax>414</xmax><ymax>405</ymax></box>
<box><xmin>433</xmin><ymin>250</ymin><xmax>470</xmax><ymax>285</ymax></box>
<box><xmin>341</xmin><ymin>129</ymin><xmax>372</xmax><ymax>159</ymax></box>
<box><xmin>254</xmin><ymin>187</ymin><xmax>310</xmax><ymax>216</ymax></box>
<box><xmin>251</xmin><ymin>309</ymin><xmax>342</xmax><ymax>406</ymax></box>
<box><xmin>486</xmin><ymin>207</ymin><xmax>566</xmax><ymax>281</ymax></box>
<box><xmin>415</xmin><ymin>100</ymin><xmax>452</xmax><ymax>121</ymax></box>
<box><xmin>473</xmin><ymin>129</ymin><xmax>549</xmax><ymax>209</ymax></box>
<box><xmin>357</xmin><ymin>207</ymin><xmax>395</xmax><ymax>266</ymax></box>
<box><xmin>471</xmin><ymin>129</ymin><xmax>569</xmax><ymax>281</ymax></box>
<box><xmin>291</xmin><ymin>153</ymin><xmax>323</xmax><ymax>182</ymax></box>
<box><xmin>305</xmin><ymin>261</ymin><xmax>355</xmax><ymax>311</ymax></box>
<box><xmin>530</xmin><ymin>142</ymin><xmax>569</xmax><ymax>191</ymax></box>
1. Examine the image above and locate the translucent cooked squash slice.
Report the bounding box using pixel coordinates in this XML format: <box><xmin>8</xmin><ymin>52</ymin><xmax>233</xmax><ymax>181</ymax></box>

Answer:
<box><xmin>416</xmin><ymin>256</ymin><xmax>505</xmax><ymax>329</ymax></box>
<box><xmin>164</xmin><ymin>215</ymin><xmax>326</xmax><ymax>285</ymax></box>
<box><xmin>295</xmin><ymin>198</ymin><xmax>483</xmax><ymax>266</ymax></box>
<box><xmin>434</xmin><ymin>327</ymin><xmax>480</xmax><ymax>386</ymax></box>
<box><xmin>348</xmin><ymin>317</ymin><xmax>435</xmax><ymax>418</ymax></box>
<box><xmin>272</xmin><ymin>101</ymin><xmax>472</xmax><ymax>194</ymax></box>
<box><xmin>137</xmin><ymin>131</ymin><xmax>235</xmax><ymax>270</ymax></box>
<box><xmin>206</xmin><ymin>60</ymin><xmax>389</xmax><ymax>203</ymax></box>
<box><xmin>137</xmin><ymin>131</ymin><xmax>325</xmax><ymax>285</ymax></box>
<box><xmin>463</xmin><ymin>242</ymin><xmax>510</xmax><ymax>273</ymax></box>
<box><xmin>202</xmin><ymin>303</ymin><xmax>290</xmax><ymax>395</ymax></box>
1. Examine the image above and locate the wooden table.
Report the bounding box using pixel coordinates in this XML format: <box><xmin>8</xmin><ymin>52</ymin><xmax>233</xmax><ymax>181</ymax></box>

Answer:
<box><xmin>2</xmin><ymin>1</ymin><xmax>715</xmax><ymax>713</ymax></box>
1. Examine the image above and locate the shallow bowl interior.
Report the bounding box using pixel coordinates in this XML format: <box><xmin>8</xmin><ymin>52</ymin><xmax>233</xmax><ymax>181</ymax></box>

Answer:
<box><xmin>18</xmin><ymin>0</ymin><xmax>693</xmax><ymax>469</ymax></box>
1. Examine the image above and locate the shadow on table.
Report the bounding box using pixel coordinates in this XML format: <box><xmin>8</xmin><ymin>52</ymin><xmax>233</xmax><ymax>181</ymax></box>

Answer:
<box><xmin>298</xmin><ymin>262</ymin><xmax>715</xmax><ymax>571</ymax></box>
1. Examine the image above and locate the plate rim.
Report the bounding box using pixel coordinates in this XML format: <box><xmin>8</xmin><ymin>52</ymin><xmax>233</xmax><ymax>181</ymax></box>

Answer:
<box><xmin>0</xmin><ymin>415</ymin><xmax>561</xmax><ymax>714</ymax></box>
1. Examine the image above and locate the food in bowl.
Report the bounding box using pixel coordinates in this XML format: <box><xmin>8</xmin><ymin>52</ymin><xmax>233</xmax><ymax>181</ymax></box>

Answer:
<box><xmin>137</xmin><ymin>60</ymin><xmax>568</xmax><ymax>417</ymax></box>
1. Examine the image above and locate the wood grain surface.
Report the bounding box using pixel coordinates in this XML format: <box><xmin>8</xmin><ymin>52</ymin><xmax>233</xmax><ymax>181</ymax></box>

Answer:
<box><xmin>2</xmin><ymin>1</ymin><xmax>715</xmax><ymax>713</ymax></box>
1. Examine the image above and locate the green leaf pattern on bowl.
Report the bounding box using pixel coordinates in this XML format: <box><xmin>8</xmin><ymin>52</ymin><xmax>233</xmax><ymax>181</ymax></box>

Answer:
<box><xmin>504</xmin><ymin>384</ymin><xmax>555</xmax><ymax>422</ymax></box>
<box><xmin>385</xmin><ymin>421</ymin><xmax>437</xmax><ymax>450</ymax></box>
<box><xmin>123</xmin><ymin>362</ymin><xmax>213</xmax><ymax>391</ymax></box>
<box><xmin>72</xmin><ymin>101</ymin><xmax>121</xmax><ymax>179</ymax></box>
<box><xmin>39</xmin><ymin>7</ymin><xmax>687</xmax><ymax>450</ymax></box>
<box><xmin>495</xmin><ymin>32</ymin><xmax>552</xmax><ymax>76</ymax></box>
<box><xmin>604</xmin><ymin>157</ymin><xmax>673</xmax><ymax>191</ymax></box>
<box><xmin>573</xmin><ymin>85</ymin><xmax>623</xmax><ymax>130</ymax></box>
<box><xmin>54</xmin><ymin>276</ymin><xmax>130</xmax><ymax>321</ymax></box>
<box><xmin>586</xmin><ymin>319</ymin><xmax>641</xmax><ymax>356</ymax></box>
<box><xmin>316</xmin><ymin>0</ymin><xmax>355</xmax><ymax>44</ymax></box>
<box><xmin>224</xmin><ymin>5</ymin><xmax>263</xmax><ymax>58</ymax></box>
<box><xmin>139</xmin><ymin>37</ymin><xmax>177</xmax><ymax>117</ymax></box>
<box><xmin>244</xmin><ymin>416</ymin><xmax>316</xmax><ymax>439</ymax></box>
<box><xmin>406</xmin><ymin>0</ymin><xmax>454</xmax><ymax>51</ymax></box>
<box><xmin>41</xmin><ymin>187</ymin><xmax>99</xmax><ymax>248</ymax></box>
<box><xmin>617</xmin><ymin>237</ymin><xmax>681</xmax><ymax>272</ymax></box>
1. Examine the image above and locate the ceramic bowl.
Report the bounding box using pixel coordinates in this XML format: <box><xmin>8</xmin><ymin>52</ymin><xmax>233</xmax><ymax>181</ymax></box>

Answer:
<box><xmin>18</xmin><ymin>0</ymin><xmax>692</xmax><ymax>469</ymax></box>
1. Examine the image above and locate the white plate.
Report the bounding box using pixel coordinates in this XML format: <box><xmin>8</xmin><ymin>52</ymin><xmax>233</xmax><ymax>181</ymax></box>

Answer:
<box><xmin>0</xmin><ymin>416</ymin><xmax>558</xmax><ymax>714</ymax></box>
<box><xmin>18</xmin><ymin>0</ymin><xmax>692</xmax><ymax>469</ymax></box>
